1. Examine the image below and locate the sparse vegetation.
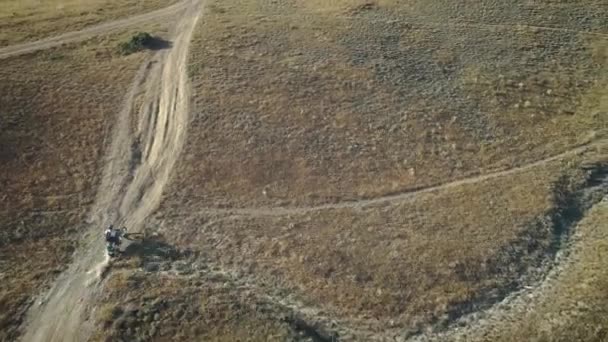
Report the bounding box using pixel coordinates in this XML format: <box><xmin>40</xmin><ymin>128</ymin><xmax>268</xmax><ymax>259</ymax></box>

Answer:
<box><xmin>98</xmin><ymin>304</ymin><xmax>124</xmax><ymax>327</ymax></box>
<box><xmin>2</xmin><ymin>0</ymin><xmax>608</xmax><ymax>341</ymax></box>
<box><xmin>118</xmin><ymin>32</ymin><xmax>154</xmax><ymax>55</ymax></box>
<box><xmin>175</xmin><ymin>0</ymin><xmax>608</xmax><ymax>208</ymax></box>
<box><xmin>92</xmin><ymin>270</ymin><xmax>299</xmax><ymax>341</ymax></box>
<box><xmin>439</xmin><ymin>196</ymin><xmax>608</xmax><ymax>342</ymax></box>
<box><xmin>0</xmin><ymin>29</ymin><xmax>156</xmax><ymax>341</ymax></box>
<box><xmin>0</xmin><ymin>0</ymin><xmax>179</xmax><ymax>47</ymax></box>
<box><xmin>152</xmin><ymin>160</ymin><xmax>606</xmax><ymax>335</ymax></box>
<box><xmin>151</xmin><ymin>0</ymin><xmax>608</xmax><ymax>340</ymax></box>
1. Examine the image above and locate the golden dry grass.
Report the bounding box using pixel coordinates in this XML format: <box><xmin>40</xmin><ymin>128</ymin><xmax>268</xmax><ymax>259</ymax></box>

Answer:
<box><xmin>0</xmin><ymin>0</ymin><xmax>179</xmax><ymax>47</ymax></box>
<box><xmin>466</xmin><ymin>200</ymin><xmax>608</xmax><ymax>342</ymax></box>
<box><xmin>150</xmin><ymin>0</ymin><xmax>608</xmax><ymax>338</ymax></box>
<box><xmin>176</xmin><ymin>0</ymin><xmax>608</xmax><ymax>208</ymax></box>
<box><xmin>0</xmin><ymin>24</ymin><xmax>169</xmax><ymax>340</ymax></box>
<box><xmin>92</xmin><ymin>270</ymin><xmax>297</xmax><ymax>341</ymax></box>
<box><xmin>2</xmin><ymin>0</ymin><xmax>607</xmax><ymax>340</ymax></box>
<box><xmin>165</xmin><ymin>161</ymin><xmax>593</xmax><ymax>332</ymax></box>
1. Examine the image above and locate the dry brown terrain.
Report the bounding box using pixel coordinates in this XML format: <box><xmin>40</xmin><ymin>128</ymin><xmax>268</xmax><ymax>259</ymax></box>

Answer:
<box><xmin>1</xmin><ymin>0</ymin><xmax>608</xmax><ymax>341</ymax></box>
<box><xmin>418</xmin><ymin>190</ymin><xmax>608</xmax><ymax>342</ymax></box>
<box><xmin>0</xmin><ymin>0</ymin><xmax>179</xmax><ymax>47</ymax></box>
<box><xmin>0</xmin><ymin>23</ymin><xmax>170</xmax><ymax>340</ymax></box>
<box><xmin>176</xmin><ymin>0</ymin><xmax>608</xmax><ymax>207</ymax></box>
<box><xmin>144</xmin><ymin>0</ymin><xmax>608</xmax><ymax>340</ymax></box>
<box><xmin>492</xmin><ymin>202</ymin><xmax>608</xmax><ymax>342</ymax></box>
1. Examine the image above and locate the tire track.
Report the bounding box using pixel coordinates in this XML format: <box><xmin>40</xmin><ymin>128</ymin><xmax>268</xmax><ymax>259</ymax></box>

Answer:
<box><xmin>8</xmin><ymin>1</ymin><xmax>606</xmax><ymax>340</ymax></box>
<box><xmin>20</xmin><ymin>1</ymin><xmax>202</xmax><ymax>341</ymax></box>
<box><xmin>197</xmin><ymin>138</ymin><xmax>608</xmax><ymax>217</ymax></box>
<box><xmin>0</xmin><ymin>0</ymin><xmax>190</xmax><ymax>60</ymax></box>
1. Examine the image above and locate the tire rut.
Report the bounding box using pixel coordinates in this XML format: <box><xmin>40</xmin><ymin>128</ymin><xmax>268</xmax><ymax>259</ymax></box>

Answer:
<box><xmin>20</xmin><ymin>1</ymin><xmax>202</xmax><ymax>341</ymax></box>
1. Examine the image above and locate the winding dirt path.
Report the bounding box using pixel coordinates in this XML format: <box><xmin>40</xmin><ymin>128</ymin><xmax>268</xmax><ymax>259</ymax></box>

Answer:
<box><xmin>0</xmin><ymin>0</ymin><xmax>190</xmax><ymax>60</ymax></box>
<box><xmin>198</xmin><ymin>138</ymin><xmax>608</xmax><ymax>217</ymax></box>
<box><xmin>6</xmin><ymin>1</ymin><xmax>606</xmax><ymax>340</ymax></box>
<box><xmin>20</xmin><ymin>1</ymin><xmax>202</xmax><ymax>341</ymax></box>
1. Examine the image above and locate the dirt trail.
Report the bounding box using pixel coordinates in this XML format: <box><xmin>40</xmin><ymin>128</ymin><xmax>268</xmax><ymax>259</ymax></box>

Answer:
<box><xmin>20</xmin><ymin>1</ymin><xmax>201</xmax><ymax>341</ymax></box>
<box><xmin>8</xmin><ymin>0</ymin><xmax>606</xmax><ymax>339</ymax></box>
<box><xmin>0</xmin><ymin>0</ymin><xmax>190</xmax><ymax>60</ymax></box>
<box><xmin>198</xmin><ymin>138</ymin><xmax>608</xmax><ymax>217</ymax></box>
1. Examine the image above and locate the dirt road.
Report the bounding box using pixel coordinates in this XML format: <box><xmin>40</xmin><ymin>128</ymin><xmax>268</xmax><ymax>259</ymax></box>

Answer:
<box><xmin>20</xmin><ymin>1</ymin><xmax>201</xmax><ymax>341</ymax></box>
<box><xmin>8</xmin><ymin>0</ymin><xmax>607</xmax><ymax>340</ymax></box>
<box><xmin>0</xmin><ymin>0</ymin><xmax>190</xmax><ymax>60</ymax></box>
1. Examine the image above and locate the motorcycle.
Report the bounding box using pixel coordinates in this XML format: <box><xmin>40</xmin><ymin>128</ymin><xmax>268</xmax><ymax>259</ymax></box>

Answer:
<box><xmin>106</xmin><ymin>227</ymin><xmax>127</xmax><ymax>258</ymax></box>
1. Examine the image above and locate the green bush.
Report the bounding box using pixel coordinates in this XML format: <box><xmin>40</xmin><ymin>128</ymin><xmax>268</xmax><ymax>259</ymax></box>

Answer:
<box><xmin>118</xmin><ymin>32</ymin><xmax>154</xmax><ymax>55</ymax></box>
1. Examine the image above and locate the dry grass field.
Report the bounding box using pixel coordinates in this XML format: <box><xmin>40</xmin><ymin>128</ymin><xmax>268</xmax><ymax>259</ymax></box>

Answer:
<box><xmin>0</xmin><ymin>0</ymin><xmax>179</xmax><ymax>46</ymax></box>
<box><xmin>85</xmin><ymin>0</ymin><xmax>608</xmax><ymax>340</ymax></box>
<box><xmin>93</xmin><ymin>266</ymin><xmax>302</xmax><ymax>341</ymax></box>
<box><xmin>0</xmin><ymin>23</ymin><xmax>170</xmax><ymax>340</ymax></box>
<box><xmin>94</xmin><ymin>155</ymin><xmax>608</xmax><ymax>341</ymax></box>
<box><xmin>2</xmin><ymin>0</ymin><xmax>608</xmax><ymax>341</ymax></box>
<box><xmin>175</xmin><ymin>0</ymin><xmax>608</xmax><ymax>208</ymax></box>
<box><xmin>489</xmin><ymin>202</ymin><xmax>608</xmax><ymax>342</ymax></box>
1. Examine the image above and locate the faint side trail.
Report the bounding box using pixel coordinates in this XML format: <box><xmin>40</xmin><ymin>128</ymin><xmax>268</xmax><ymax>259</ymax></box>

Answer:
<box><xmin>20</xmin><ymin>1</ymin><xmax>201</xmax><ymax>341</ymax></box>
<box><xmin>199</xmin><ymin>138</ymin><xmax>608</xmax><ymax>217</ymax></box>
<box><xmin>0</xmin><ymin>0</ymin><xmax>190</xmax><ymax>60</ymax></box>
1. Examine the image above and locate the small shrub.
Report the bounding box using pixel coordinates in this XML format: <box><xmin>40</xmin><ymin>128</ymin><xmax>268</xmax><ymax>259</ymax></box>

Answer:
<box><xmin>99</xmin><ymin>304</ymin><xmax>123</xmax><ymax>326</ymax></box>
<box><xmin>118</xmin><ymin>32</ymin><xmax>154</xmax><ymax>55</ymax></box>
<box><xmin>48</xmin><ymin>53</ymin><xmax>65</xmax><ymax>61</ymax></box>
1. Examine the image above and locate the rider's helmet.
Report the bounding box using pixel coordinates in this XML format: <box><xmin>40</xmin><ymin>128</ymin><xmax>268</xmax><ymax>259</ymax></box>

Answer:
<box><xmin>107</xmin><ymin>224</ymin><xmax>114</xmax><ymax>231</ymax></box>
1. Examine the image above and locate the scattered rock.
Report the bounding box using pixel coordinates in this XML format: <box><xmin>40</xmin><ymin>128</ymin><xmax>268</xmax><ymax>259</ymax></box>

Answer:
<box><xmin>143</xmin><ymin>262</ymin><xmax>160</xmax><ymax>273</ymax></box>
<box><xmin>173</xmin><ymin>309</ymin><xmax>185</xmax><ymax>319</ymax></box>
<box><xmin>433</xmin><ymin>315</ymin><xmax>450</xmax><ymax>331</ymax></box>
<box><xmin>401</xmin><ymin>326</ymin><xmax>422</xmax><ymax>339</ymax></box>
<box><xmin>152</xmin><ymin>298</ymin><xmax>165</xmax><ymax>308</ymax></box>
<box><xmin>113</xmin><ymin>317</ymin><xmax>126</xmax><ymax>330</ymax></box>
<box><xmin>124</xmin><ymin>304</ymin><xmax>139</xmax><ymax>317</ymax></box>
<box><xmin>173</xmin><ymin>261</ymin><xmax>193</xmax><ymax>275</ymax></box>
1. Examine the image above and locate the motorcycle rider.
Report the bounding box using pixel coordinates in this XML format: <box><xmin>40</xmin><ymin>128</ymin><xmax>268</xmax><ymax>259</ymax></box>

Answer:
<box><xmin>104</xmin><ymin>224</ymin><xmax>122</xmax><ymax>250</ymax></box>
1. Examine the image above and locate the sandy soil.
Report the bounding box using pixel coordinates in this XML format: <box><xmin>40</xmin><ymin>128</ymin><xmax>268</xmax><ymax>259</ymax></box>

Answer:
<box><xmin>19</xmin><ymin>1</ymin><xmax>201</xmax><ymax>341</ymax></box>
